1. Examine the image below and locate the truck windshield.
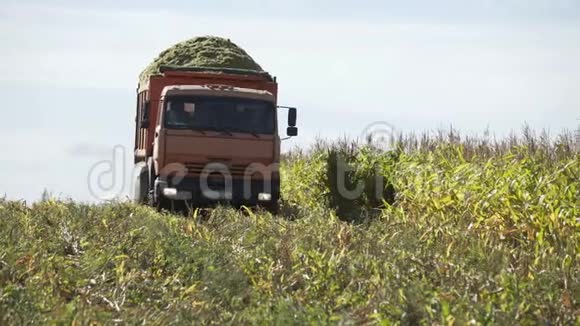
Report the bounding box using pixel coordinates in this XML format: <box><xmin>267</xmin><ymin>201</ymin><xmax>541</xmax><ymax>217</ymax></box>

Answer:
<box><xmin>164</xmin><ymin>96</ymin><xmax>275</xmax><ymax>135</ymax></box>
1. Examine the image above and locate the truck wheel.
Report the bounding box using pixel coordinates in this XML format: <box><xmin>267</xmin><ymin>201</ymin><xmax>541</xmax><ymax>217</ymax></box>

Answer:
<box><xmin>262</xmin><ymin>201</ymin><xmax>280</xmax><ymax>215</ymax></box>
<box><xmin>146</xmin><ymin>158</ymin><xmax>157</xmax><ymax>207</ymax></box>
<box><xmin>146</xmin><ymin>158</ymin><xmax>172</xmax><ymax>211</ymax></box>
<box><xmin>132</xmin><ymin>163</ymin><xmax>148</xmax><ymax>204</ymax></box>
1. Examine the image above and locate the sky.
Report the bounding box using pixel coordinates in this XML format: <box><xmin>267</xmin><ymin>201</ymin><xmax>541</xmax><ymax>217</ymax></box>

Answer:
<box><xmin>0</xmin><ymin>0</ymin><xmax>579</xmax><ymax>202</ymax></box>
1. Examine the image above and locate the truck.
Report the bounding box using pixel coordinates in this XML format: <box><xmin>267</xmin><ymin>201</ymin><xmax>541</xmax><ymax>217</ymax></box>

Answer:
<box><xmin>132</xmin><ymin>65</ymin><xmax>298</xmax><ymax>212</ymax></box>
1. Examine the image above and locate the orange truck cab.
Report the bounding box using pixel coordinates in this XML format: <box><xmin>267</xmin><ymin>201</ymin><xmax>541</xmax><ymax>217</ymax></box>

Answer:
<box><xmin>132</xmin><ymin>66</ymin><xmax>298</xmax><ymax>210</ymax></box>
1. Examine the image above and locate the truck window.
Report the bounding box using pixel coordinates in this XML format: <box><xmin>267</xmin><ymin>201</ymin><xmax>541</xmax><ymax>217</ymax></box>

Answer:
<box><xmin>164</xmin><ymin>96</ymin><xmax>275</xmax><ymax>135</ymax></box>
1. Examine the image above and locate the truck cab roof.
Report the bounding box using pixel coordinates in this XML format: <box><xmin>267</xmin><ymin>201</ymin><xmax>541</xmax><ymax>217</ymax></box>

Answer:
<box><xmin>161</xmin><ymin>85</ymin><xmax>276</xmax><ymax>103</ymax></box>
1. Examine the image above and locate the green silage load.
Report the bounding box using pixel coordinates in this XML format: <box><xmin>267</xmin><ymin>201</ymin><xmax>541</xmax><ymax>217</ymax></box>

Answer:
<box><xmin>139</xmin><ymin>36</ymin><xmax>264</xmax><ymax>85</ymax></box>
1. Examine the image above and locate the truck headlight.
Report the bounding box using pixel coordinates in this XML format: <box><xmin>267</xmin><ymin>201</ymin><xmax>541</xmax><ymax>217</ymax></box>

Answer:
<box><xmin>258</xmin><ymin>193</ymin><xmax>272</xmax><ymax>202</ymax></box>
<box><xmin>162</xmin><ymin>188</ymin><xmax>192</xmax><ymax>200</ymax></box>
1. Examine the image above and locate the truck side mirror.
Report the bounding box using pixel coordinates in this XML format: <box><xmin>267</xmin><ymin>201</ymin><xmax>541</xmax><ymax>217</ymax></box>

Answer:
<box><xmin>287</xmin><ymin>127</ymin><xmax>298</xmax><ymax>137</ymax></box>
<box><xmin>288</xmin><ymin>107</ymin><xmax>297</xmax><ymax>127</ymax></box>
<box><xmin>278</xmin><ymin>106</ymin><xmax>298</xmax><ymax>138</ymax></box>
<box><xmin>141</xmin><ymin>101</ymin><xmax>150</xmax><ymax>128</ymax></box>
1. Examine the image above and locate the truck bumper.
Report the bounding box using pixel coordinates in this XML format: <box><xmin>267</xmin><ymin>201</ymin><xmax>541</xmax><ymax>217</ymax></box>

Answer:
<box><xmin>158</xmin><ymin>176</ymin><xmax>280</xmax><ymax>206</ymax></box>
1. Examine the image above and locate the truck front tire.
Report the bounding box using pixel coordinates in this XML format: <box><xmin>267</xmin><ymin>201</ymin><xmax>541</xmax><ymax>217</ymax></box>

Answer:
<box><xmin>132</xmin><ymin>163</ymin><xmax>148</xmax><ymax>204</ymax></box>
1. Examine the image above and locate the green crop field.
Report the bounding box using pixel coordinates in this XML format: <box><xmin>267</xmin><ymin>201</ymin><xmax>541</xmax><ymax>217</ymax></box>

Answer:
<box><xmin>1</xmin><ymin>130</ymin><xmax>578</xmax><ymax>325</ymax></box>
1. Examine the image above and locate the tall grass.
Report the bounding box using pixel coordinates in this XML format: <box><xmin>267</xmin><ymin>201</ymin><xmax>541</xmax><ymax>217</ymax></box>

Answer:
<box><xmin>1</xmin><ymin>129</ymin><xmax>578</xmax><ymax>324</ymax></box>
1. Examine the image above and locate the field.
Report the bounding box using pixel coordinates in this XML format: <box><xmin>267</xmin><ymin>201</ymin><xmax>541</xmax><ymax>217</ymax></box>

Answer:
<box><xmin>0</xmin><ymin>130</ymin><xmax>578</xmax><ymax>325</ymax></box>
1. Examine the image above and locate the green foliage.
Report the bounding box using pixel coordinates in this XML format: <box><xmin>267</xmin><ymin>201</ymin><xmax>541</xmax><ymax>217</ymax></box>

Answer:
<box><xmin>139</xmin><ymin>36</ymin><xmax>264</xmax><ymax>86</ymax></box>
<box><xmin>323</xmin><ymin>140</ymin><xmax>397</xmax><ymax>221</ymax></box>
<box><xmin>1</xmin><ymin>130</ymin><xmax>578</xmax><ymax>324</ymax></box>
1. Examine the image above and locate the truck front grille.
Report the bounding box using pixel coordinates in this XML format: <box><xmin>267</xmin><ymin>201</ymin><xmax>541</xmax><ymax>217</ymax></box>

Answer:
<box><xmin>184</xmin><ymin>162</ymin><xmax>256</xmax><ymax>177</ymax></box>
